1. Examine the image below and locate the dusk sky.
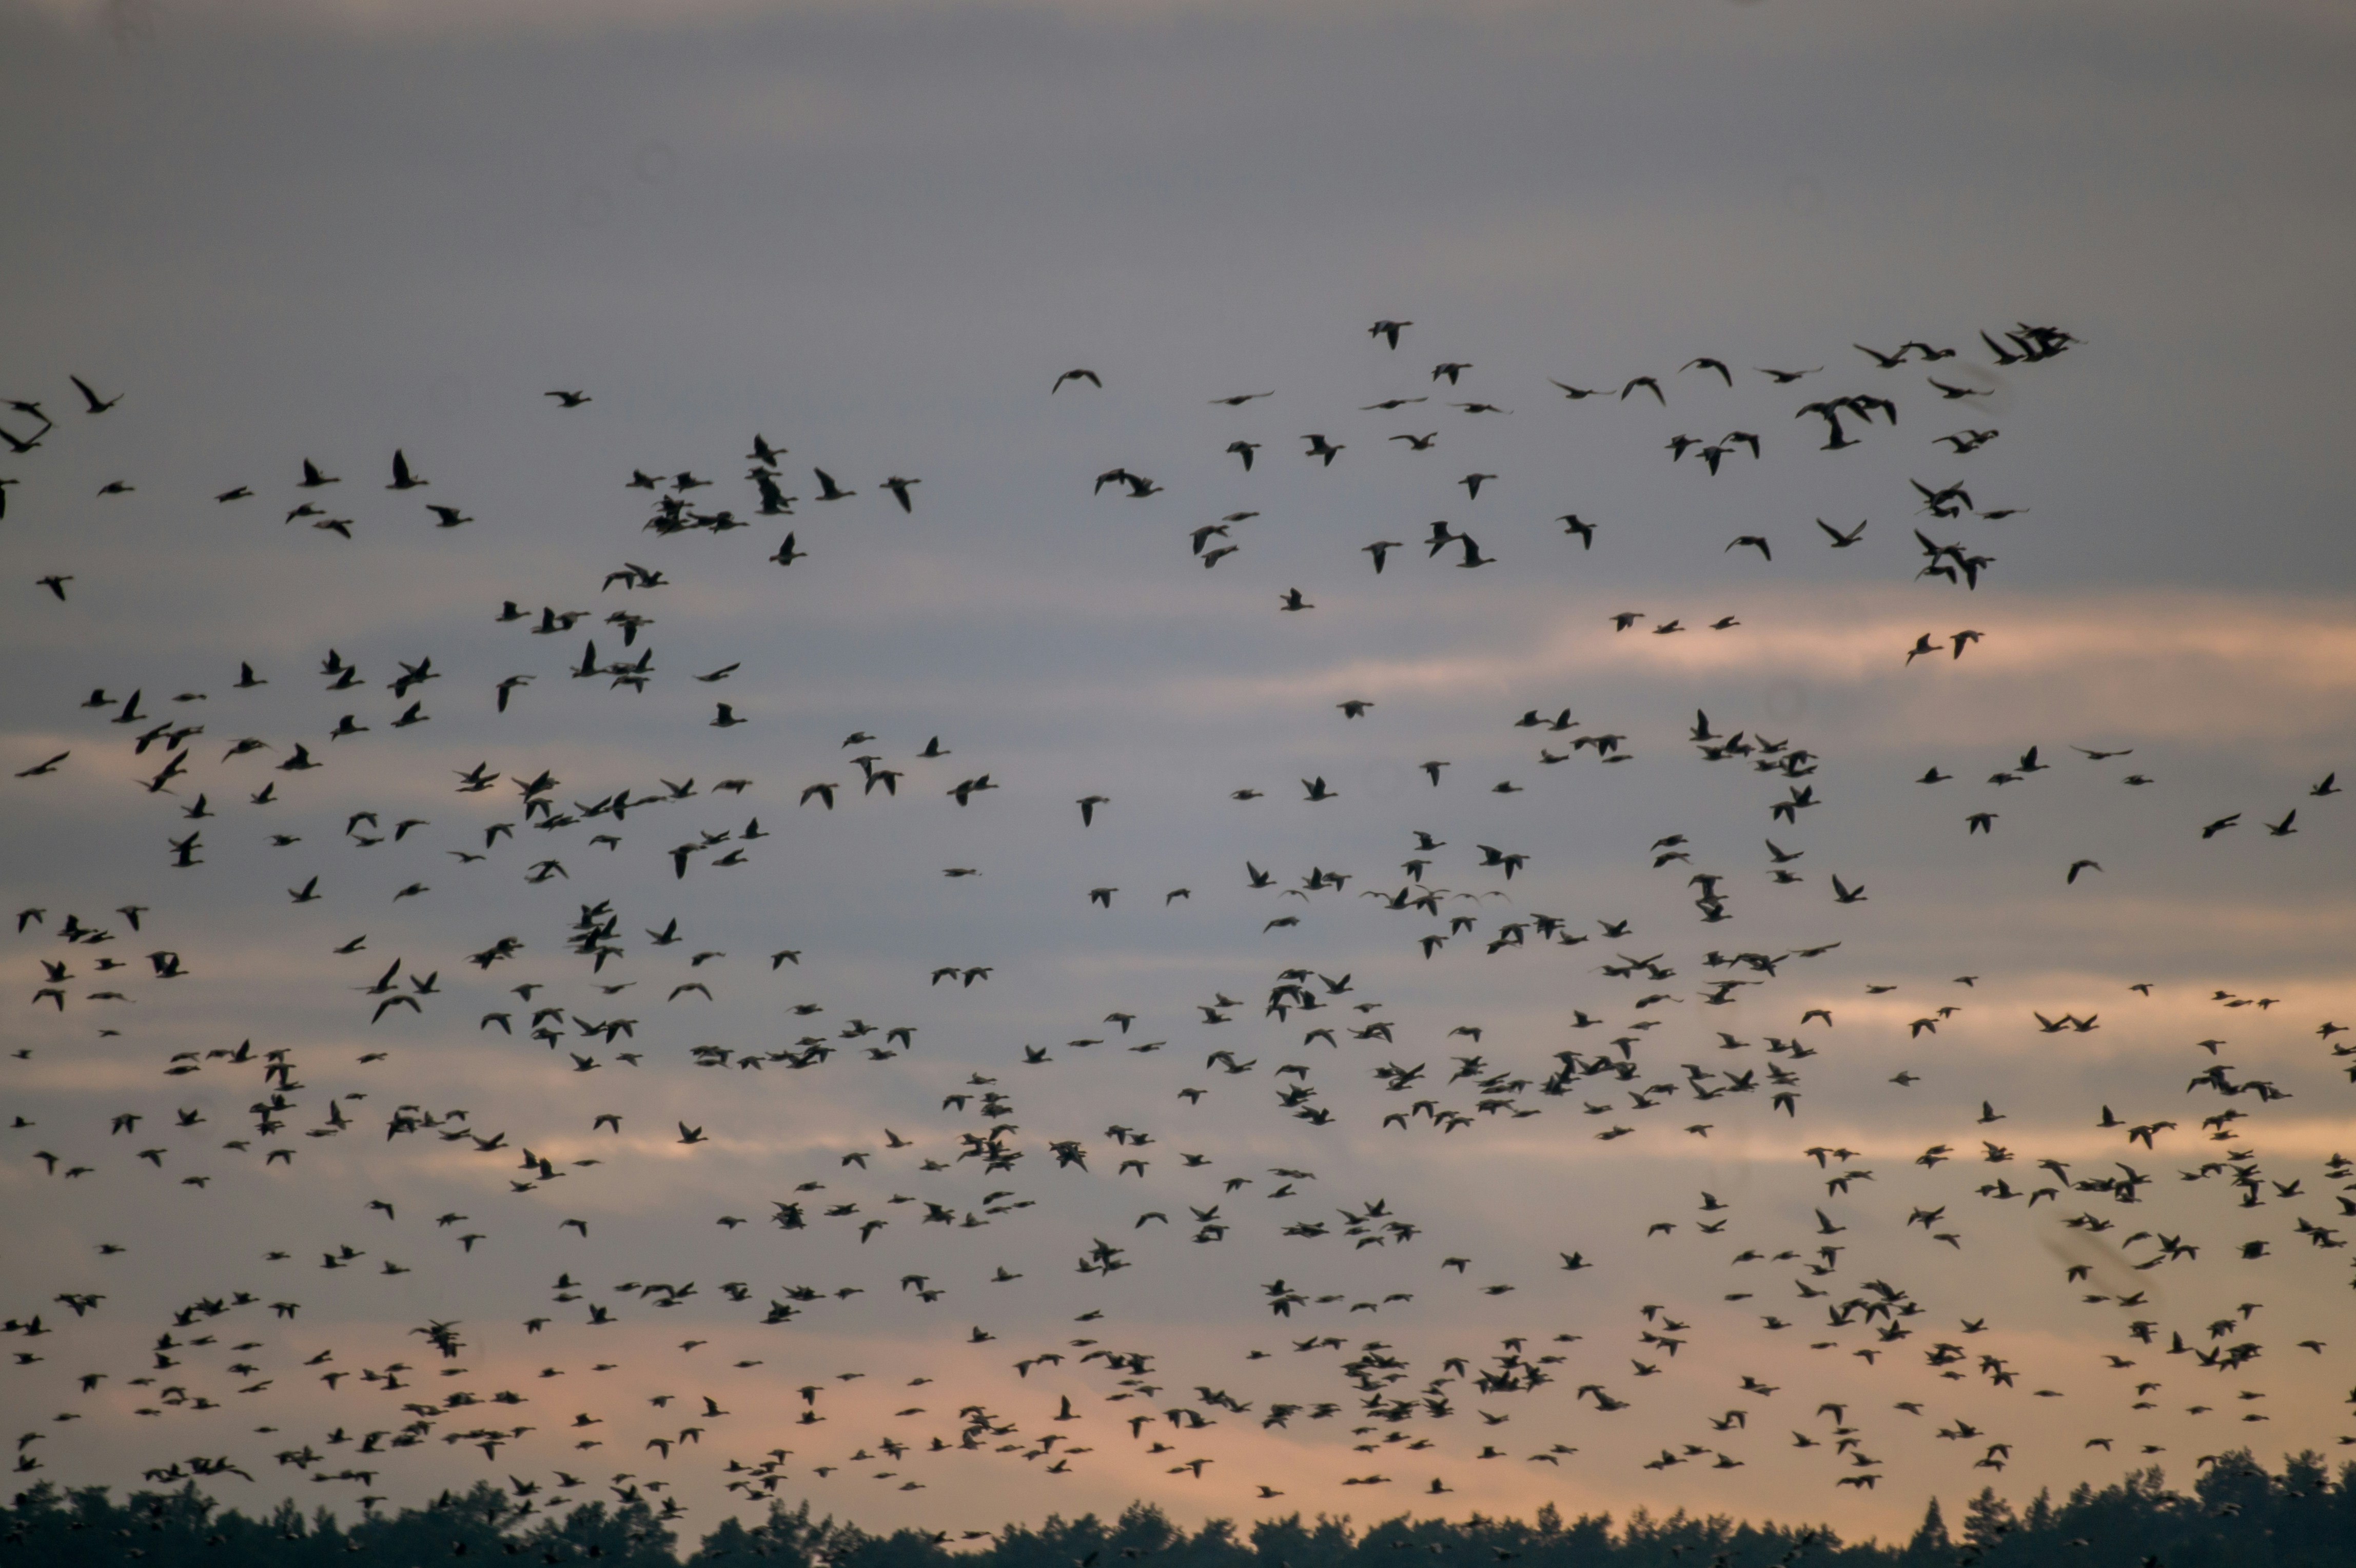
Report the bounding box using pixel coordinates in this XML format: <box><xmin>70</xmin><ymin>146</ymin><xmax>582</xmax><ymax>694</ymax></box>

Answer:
<box><xmin>4</xmin><ymin>0</ymin><xmax>2356</xmax><ymax>1546</ymax></box>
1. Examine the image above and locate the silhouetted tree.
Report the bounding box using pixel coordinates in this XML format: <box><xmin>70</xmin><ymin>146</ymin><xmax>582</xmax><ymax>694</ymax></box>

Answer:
<box><xmin>11</xmin><ymin>1453</ymin><xmax>2356</xmax><ymax>1568</ymax></box>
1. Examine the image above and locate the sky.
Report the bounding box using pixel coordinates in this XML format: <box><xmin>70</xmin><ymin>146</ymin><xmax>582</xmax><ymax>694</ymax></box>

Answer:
<box><xmin>4</xmin><ymin>0</ymin><xmax>2356</xmax><ymax>1546</ymax></box>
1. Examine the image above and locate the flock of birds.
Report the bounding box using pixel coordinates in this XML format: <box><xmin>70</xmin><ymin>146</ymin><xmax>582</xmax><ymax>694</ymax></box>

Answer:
<box><xmin>7</xmin><ymin>318</ymin><xmax>2356</xmax><ymax>1546</ymax></box>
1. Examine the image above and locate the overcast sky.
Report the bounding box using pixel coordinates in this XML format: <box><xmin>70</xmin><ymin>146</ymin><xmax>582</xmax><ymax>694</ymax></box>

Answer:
<box><xmin>4</xmin><ymin>0</ymin><xmax>2356</xmax><ymax>1546</ymax></box>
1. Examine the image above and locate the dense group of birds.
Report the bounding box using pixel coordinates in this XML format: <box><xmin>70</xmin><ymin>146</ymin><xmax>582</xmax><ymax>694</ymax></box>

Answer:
<box><xmin>7</xmin><ymin>319</ymin><xmax>2356</xmax><ymax>1561</ymax></box>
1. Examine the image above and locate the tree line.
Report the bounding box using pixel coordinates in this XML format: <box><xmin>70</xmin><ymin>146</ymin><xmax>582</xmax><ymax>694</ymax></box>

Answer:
<box><xmin>8</xmin><ymin>1451</ymin><xmax>2355</xmax><ymax>1568</ymax></box>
